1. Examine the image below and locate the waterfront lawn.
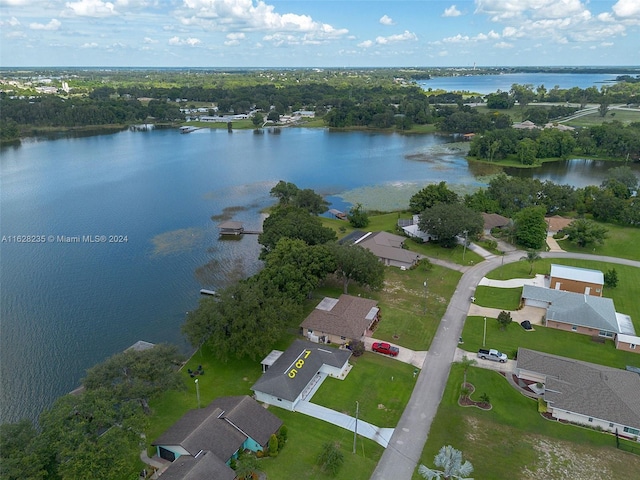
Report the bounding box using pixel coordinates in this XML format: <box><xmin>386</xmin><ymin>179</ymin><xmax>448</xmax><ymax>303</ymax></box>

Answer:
<box><xmin>485</xmin><ymin>258</ymin><xmax>640</xmax><ymax>330</ymax></box>
<box><xmin>373</xmin><ymin>261</ymin><xmax>462</xmax><ymax>351</ymax></box>
<box><xmin>461</xmin><ymin>315</ymin><xmax>640</xmax><ymax>369</ymax></box>
<box><xmin>473</xmin><ymin>285</ymin><xmax>522</xmax><ymax>310</ymax></box>
<box><xmin>312</xmin><ymin>352</ymin><xmax>417</xmax><ymax>427</ymax></box>
<box><xmin>416</xmin><ymin>365</ymin><xmax>640</xmax><ymax>479</ymax></box>
<box><xmin>259</xmin><ymin>409</ymin><xmax>384</xmax><ymax>480</ymax></box>
<box><xmin>557</xmin><ymin>221</ymin><xmax>640</xmax><ymax>262</ymax></box>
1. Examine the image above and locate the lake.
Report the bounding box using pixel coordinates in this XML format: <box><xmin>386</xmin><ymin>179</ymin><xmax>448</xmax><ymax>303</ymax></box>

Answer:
<box><xmin>1</xmin><ymin>125</ymin><xmax>637</xmax><ymax>425</ymax></box>
<box><xmin>417</xmin><ymin>72</ymin><xmax>622</xmax><ymax>94</ymax></box>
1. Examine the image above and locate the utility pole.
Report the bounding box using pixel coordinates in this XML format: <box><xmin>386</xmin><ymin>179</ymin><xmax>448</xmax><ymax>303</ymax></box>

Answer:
<box><xmin>483</xmin><ymin>317</ymin><xmax>487</xmax><ymax>348</ymax></box>
<box><xmin>195</xmin><ymin>378</ymin><xmax>201</xmax><ymax>408</ymax></box>
<box><xmin>353</xmin><ymin>401</ymin><xmax>359</xmax><ymax>454</ymax></box>
<box><xmin>463</xmin><ymin>230</ymin><xmax>468</xmax><ymax>261</ymax></box>
<box><xmin>423</xmin><ymin>280</ymin><xmax>428</xmax><ymax>314</ymax></box>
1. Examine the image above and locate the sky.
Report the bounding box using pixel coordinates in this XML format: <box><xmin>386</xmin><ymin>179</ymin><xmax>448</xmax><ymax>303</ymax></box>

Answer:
<box><xmin>0</xmin><ymin>0</ymin><xmax>639</xmax><ymax>68</ymax></box>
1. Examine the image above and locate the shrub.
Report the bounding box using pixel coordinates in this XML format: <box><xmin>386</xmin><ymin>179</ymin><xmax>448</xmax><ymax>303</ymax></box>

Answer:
<box><xmin>268</xmin><ymin>433</ymin><xmax>278</xmax><ymax>457</ymax></box>
<box><xmin>317</xmin><ymin>442</ymin><xmax>344</xmax><ymax>476</ymax></box>
<box><xmin>496</xmin><ymin>310</ymin><xmax>513</xmax><ymax>330</ymax></box>
<box><xmin>348</xmin><ymin>340</ymin><xmax>365</xmax><ymax>357</ymax></box>
<box><xmin>277</xmin><ymin>425</ymin><xmax>288</xmax><ymax>451</ymax></box>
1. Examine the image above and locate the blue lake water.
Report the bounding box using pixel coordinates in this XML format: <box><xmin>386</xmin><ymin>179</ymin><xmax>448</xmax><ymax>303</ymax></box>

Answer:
<box><xmin>418</xmin><ymin>72</ymin><xmax>622</xmax><ymax>94</ymax></box>
<box><xmin>1</xmin><ymin>123</ymin><xmax>638</xmax><ymax>425</ymax></box>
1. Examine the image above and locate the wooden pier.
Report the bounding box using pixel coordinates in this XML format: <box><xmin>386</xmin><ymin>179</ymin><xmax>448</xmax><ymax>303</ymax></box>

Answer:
<box><xmin>217</xmin><ymin>220</ymin><xmax>262</xmax><ymax>236</ymax></box>
<box><xmin>329</xmin><ymin>208</ymin><xmax>347</xmax><ymax>220</ymax></box>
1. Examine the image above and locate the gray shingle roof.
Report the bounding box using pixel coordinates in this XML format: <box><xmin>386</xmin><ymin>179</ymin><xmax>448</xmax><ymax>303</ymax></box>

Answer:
<box><xmin>522</xmin><ymin>285</ymin><xmax>619</xmax><ymax>332</ymax></box>
<box><xmin>517</xmin><ymin>348</ymin><xmax>640</xmax><ymax>429</ymax></box>
<box><xmin>300</xmin><ymin>294</ymin><xmax>379</xmax><ymax>339</ymax></box>
<box><xmin>152</xmin><ymin>395</ymin><xmax>281</xmax><ymax>461</ymax></box>
<box><xmin>210</xmin><ymin>395</ymin><xmax>282</xmax><ymax>448</ymax></box>
<box><xmin>157</xmin><ymin>451</ymin><xmax>235</xmax><ymax>480</ymax></box>
<box><xmin>356</xmin><ymin>231</ymin><xmax>419</xmax><ymax>264</ymax></box>
<box><xmin>251</xmin><ymin>339</ymin><xmax>351</xmax><ymax>402</ymax></box>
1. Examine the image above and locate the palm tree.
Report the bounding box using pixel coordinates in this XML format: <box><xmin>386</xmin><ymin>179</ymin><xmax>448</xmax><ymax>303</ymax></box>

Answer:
<box><xmin>418</xmin><ymin>445</ymin><xmax>474</xmax><ymax>480</ymax></box>
<box><xmin>520</xmin><ymin>249</ymin><xmax>541</xmax><ymax>275</ymax></box>
<box><xmin>459</xmin><ymin>355</ymin><xmax>477</xmax><ymax>389</ymax></box>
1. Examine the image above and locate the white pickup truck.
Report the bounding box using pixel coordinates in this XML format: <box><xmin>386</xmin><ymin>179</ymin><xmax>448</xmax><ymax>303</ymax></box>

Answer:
<box><xmin>477</xmin><ymin>348</ymin><xmax>508</xmax><ymax>363</ymax></box>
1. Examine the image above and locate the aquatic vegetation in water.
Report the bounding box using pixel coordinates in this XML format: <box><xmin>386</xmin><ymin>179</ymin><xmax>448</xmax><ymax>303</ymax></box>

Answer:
<box><xmin>150</xmin><ymin>227</ymin><xmax>204</xmax><ymax>255</ymax></box>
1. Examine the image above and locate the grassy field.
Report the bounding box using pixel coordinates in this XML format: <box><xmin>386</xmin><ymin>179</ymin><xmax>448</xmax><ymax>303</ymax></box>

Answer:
<box><xmin>461</xmin><ymin>315</ymin><xmax>640</xmax><ymax>369</ymax></box>
<box><xmin>312</xmin><ymin>353</ymin><xmax>417</xmax><ymax>427</ymax></box>
<box><xmin>416</xmin><ymin>364</ymin><xmax>640</xmax><ymax>480</ymax></box>
<box><xmin>557</xmin><ymin>221</ymin><xmax>640</xmax><ymax>262</ymax></box>
<box><xmin>566</xmin><ymin>108</ymin><xmax>640</xmax><ymax>127</ymax></box>
<box><xmin>474</xmin><ymin>285</ymin><xmax>522</xmax><ymax>310</ymax></box>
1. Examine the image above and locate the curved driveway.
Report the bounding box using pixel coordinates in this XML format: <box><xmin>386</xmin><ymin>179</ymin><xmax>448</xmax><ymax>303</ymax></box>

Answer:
<box><xmin>371</xmin><ymin>251</ymin><xmax>640</xmax><ymax>480</ymax></box>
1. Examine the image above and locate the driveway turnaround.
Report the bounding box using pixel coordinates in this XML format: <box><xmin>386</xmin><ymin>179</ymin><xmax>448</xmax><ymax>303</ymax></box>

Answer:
<box><xmin>295</xmin><ymin>400</ymin><xmax>394</xmax><ymax>448</ymax></box>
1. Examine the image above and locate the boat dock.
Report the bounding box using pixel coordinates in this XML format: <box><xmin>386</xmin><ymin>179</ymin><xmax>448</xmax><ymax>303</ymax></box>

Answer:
<box><xmin>217</xmin><ymin>220</ymin><xmax>262</xmax><ymax>236</ymax></box>
<box><xmin>200</xmin><ymin>289</ymin><xmax>217</xmax><ymax>296</ymax></box>
<box><xmin>329</xmin><ymin>209</ymin><xmax>347</xmax><ymax>220</ymax></box>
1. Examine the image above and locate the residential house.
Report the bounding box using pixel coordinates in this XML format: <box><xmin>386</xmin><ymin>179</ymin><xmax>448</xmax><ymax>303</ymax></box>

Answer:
<box><xmin>355</xmin><ymin>231</ymin><xmax>421</xmax><ymax>269</ymax></box>
<box><xmin>152</xmin><ymin>395</ymin><xmax>282</xmax><ymax>479</ymax></box>
<box><xmin>481</xmin><ymin>212</ymin><xmax>510</xmax><ymax>235</ymax></box>
<box><xmin>398</xmin><ymin>215</ymin><xmax>436</xmax><ymax>242</ymax></box>
<box><xmin>549</xmin><ymin>264</ymin><xmax>604</xmax><ymax>297</ymax></box>
<box><xmin>251</xmin><ymin>339</ymin><xmax>351</xmax><ymax>411</ymax></box>
<box><xmin>300</xmin><ymin>294</ymin><xmax>380</xmax><ymax>345</ymax></box>
<box><xmin>516</xmin><ymin>348</ymin><xmax>640</xmax><ymax>441</ymax></box>
<box><xmin>616</xmin><ymin>333</ymin><xmax>640</xmax><ymax>353</ymax></box>
<box><xmin>545</xmin><ymin>215</ymin><xmax>574</xmax><ymax>235</ymax></box>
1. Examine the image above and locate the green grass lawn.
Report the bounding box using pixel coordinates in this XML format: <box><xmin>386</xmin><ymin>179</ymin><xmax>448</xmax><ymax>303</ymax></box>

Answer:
<box><xmin>474</xmin><ymin>285</ymin><xmax>522</xmax><ymax>310</ymax></box>
<box><xmin>557</xmin><ymin>221</ymin><xmax>640</xmax><ymax>262</ymax></box>
<box><xmin>416</xmin><ymin>365</ymin><xmax>640</xmax><ymax>479</ymax></box>
<box><xmin>312</xmin><ymin>353</ymin><xmax>417</xmax><ymax>427</ymax></box>
<box><xmin>485</xmin><ymin>258</ymin><xmax>640</xmax><ymax>331</ymax></box>
<box><xmin>259</xmin><ymin>409</ymin><xmax>384</xmax><ymax>480</ymax></box>
<box><xmin>565</xmin><ymin>109</ymin><xmax>640</xmax><ymax>127</ymax></box>
<box><xmin>461</xmin><ymin>316</ymin><xmax>640</xmax><ymax>369</ymax></box>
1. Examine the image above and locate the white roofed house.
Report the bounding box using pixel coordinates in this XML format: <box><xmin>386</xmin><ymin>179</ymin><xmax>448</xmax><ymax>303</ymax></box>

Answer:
<box><xmin>549</xmin><ymin>264</ymin><xmax>604</xmax><ymax>297</ymax></box>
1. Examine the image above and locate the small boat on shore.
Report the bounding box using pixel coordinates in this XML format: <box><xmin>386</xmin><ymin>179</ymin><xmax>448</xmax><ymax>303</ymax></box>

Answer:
<box><xmin>179</xmin><ymin>126</ymin><xmax>199</xmax><ymax>134</ymax></box>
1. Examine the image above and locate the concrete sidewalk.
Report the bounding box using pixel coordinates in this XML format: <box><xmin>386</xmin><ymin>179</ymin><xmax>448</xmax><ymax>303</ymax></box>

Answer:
<box><xmin>478</xmin><ymin>273</ymin><xmax>547</xmax><ymax>288</ymax></box>
<box><xmin>295</xmin><ymin>401</ymin><xmax>394</xmax><ymax>448</ymax></box>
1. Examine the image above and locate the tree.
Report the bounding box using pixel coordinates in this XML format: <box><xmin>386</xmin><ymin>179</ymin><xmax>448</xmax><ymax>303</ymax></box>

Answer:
<box><xmin>331</xmin><ymin>243</ymin><xmax>385</xmax><ymax>294</ymax></box>
<box><xmin>418</xmin><ymin>203</ymin><xmax>483</xmax><ymax>248</ymax></box>
<box><xmin>317</xmin><ymin>441</ymin><xmax>344</xmax><ymax>476</ymax></box>
<box><xmin>293</xmin><ymin>188</ymin><xmax>329</xmax><ymax>215</ymax></box>
<box><xmin>513</xmin><ymin>206</ymin><xmax>547</xmax><ymax>249</ymax></box>
<box><xmin>598</xmin><ymin>98</ymin><xmax>610</xmax><ymax>117</ymax></box>
<box><xmin>409</xmin><ymin>181</ymin><xmax>459</xmax><ymax>214</ymax></box>
<box><xmin>497</xmin><ymin>311</ymin><xmax>513</xmax><ymax>330</ymax></box>
<box><xmin>562</xmin><ymin>218</ymin><xmax>608</xmax><ymax>248</ymax></box>
<box><xmin>604</xmin><ymin>268</ymin><xmax>618</xmax><ymax>288</ymax></box>
<box><xmin>267</xmin><ymin>110</ymin><xmax>280</xmax><ymax>122</ymax></box>
<box><xmin>516</xmin><ymin>137</ymin><xmax>538</xmax><ymax>165</ymax></box>
<box><xmin>235</xmin><ymin>452</ymin><xmax>260</xmax><ymax>480</ymax></box>
<box><xmin>259</xmin><ymin>238</ymin><xmax>335</xmax><ymax>302</ymax></box>
<box><xmin>269</xmin><ymin>433</ymin><xmax>279</xmax><ymax>456</ymax></box>
<box><xmin>0</xmin><ymin>419</ymin><xmax>48</xmax><ymax>480</ymax></box>
<box><xmin>182</xmin><ymin>279</ymin><xmax>301</xmax><ymax>361</ymax></box>
<box><xmin>269</xmin><ymin>180</ymin><xmax>299</xmax><ymax>205</ymax></box>
<box><xmin>82</xmin><ymin>343</ymin><xmax>185</xmax><ymax>415</ymax></box>
<box><xmin>602</xmin><ymin>166</ymin><xmax>638</xmax><ymax>197</ymax></box>
<box><xmin>251</xmin><ymin>112</ymin><xmax>264</xmax><ymax>127</ymax></box>
<box><xmin>417</xmin><ymin>445</ymin><xmax>474</xmax><ymax>480</ymax></box>
<box><xmin>459</xmin><ymin>355</ymin><xmax>477</xmax><ymax>389</ymax></box>
<box><xmin>258</xmin><ymin>206</ymin><xmax>337</xmax><ymax>258</ymax></box>
<box><xmin>520</xmin><ymin>250</ymin><xmax>541</xmax><ymax>275</ymax></box>
<box><xmin>347</xmin><ymin>203</ymin><xmax>369</xmax><ymax>228</ymax></box>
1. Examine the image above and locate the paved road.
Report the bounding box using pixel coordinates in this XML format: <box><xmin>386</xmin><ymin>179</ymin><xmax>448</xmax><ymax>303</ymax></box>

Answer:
<box><xmin>370</xmin><ymin>250</ymin><xmax>640</xmax><ymax>479</ymax></box>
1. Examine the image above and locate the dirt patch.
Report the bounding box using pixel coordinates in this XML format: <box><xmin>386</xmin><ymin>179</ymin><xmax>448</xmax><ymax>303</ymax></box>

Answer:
<box><xmin>522</xmin><ymin>438</ymin><xmax>613</xmax><ymax>480</ymax></box>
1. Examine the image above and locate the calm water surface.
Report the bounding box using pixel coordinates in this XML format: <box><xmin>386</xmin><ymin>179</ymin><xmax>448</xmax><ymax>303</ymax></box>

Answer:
<box><xmin>1</xmin><ymin>126</ymin><xmax>637</xmax><ymax>424</ymax></box>
<box><xmin>418</xmin><ymin>72</ymin><xmax>622</xmax><ymax>94</ymax></box>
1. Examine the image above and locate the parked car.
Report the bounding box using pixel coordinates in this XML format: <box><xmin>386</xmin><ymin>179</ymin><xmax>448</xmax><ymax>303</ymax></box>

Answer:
<box><xmin>372</xmin><ymin>342</ymin><xmax>399</xmax><ymax>357</ymax></box>
<box><xmin>477</xmin><ymin>348</ymin><xmax>507</xmax><ymax>362</ymax></box>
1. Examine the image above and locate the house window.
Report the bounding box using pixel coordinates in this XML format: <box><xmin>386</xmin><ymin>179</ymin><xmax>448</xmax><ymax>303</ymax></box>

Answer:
<box><xmin>588</xmin><ymin>417</ymin><xmax>593</xmax><ymax>423</ymax></box>
<box><xmin>599</xmin><ymin>330</ymin><xmax>613</xmax><ymax>338</ymax></box>
<box><xmin>609</xmin><ymin>423</ymin><xmax>614</xmax><ymax>428</ymax></box>
<box><xmin>631</xmin><ymin>344</ymin><xmax>636</xmax><ymax>350</ymax></box>
<box><xmin>341</xmin><ymin>336</ymin><xmax>346</xmax><ymax>340</ymax></box>
<box><xmin>571</xmin><ymin>325</ymin><xmax>578</xmax><ymax>331</ymax></box>
<box><xmin>624</xmin><ymin>426</ymin><xmax>640</xmax><ymax>436</ymax></box>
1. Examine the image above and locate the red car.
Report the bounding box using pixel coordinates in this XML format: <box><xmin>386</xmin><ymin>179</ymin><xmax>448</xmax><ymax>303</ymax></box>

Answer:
<box><xmin>372</xmin><ymin>342</ymin><xmax>399</xmax><ymax>357</ymax></box>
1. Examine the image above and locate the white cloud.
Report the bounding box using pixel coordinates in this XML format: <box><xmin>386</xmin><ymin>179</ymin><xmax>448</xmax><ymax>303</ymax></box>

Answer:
<box><xmin>601</xmin><ymin>42</ymin><xmax>614</xmax><ymax>46</ymax></box>
<box><xmin>375</xmin><ymin>30</ymin><xmax>417</xmax><ymax>45</ymax></box>
<box><xmin>179</xmin><ymin>0</ymin><xmax>348</xmax><ymax>40</ymax></box>
<box><xmin>65</xmin><ymin>0</ymin><xmax>118</xmax><ymax>17</ymax></box>
<box><xmin>358</xmin><ymin>39</ymin><xmax>373</xmax><ymax>48</ymax></box>
<box><xmin>224</xmin><ymin>32</ymin><xmax>245</xmax><ymax>46</ymax></box>
<box><xmin>29</xmin><ymin>19</ymin><xmax>61</xmax><ymax>30</ymax></box>
<box><xmin>379</xmin><ymin>15</ymin><xmax>394</xmax><ymax>25</ymax></box>
<box><xmin>80</xmin><ymin>42</ymin><xmax>98</xmax><ymax>48</ymax></box>
<box><xmin>443</xmin><ymin>5</ymin><xmax>461</xmax><ymax>17</ymax></box>
<box><xmin>494</xmin><ymin>41</ymin><xmax>513</xmax><ymax>48</ymax></box>
<box><xmin>143</xmin><ymin>37</ymin><xmax>157</xmax><ymax>44</ymax></box>
<box><xmin>613</xmin><ymin>0</ymin><xmax>640</xmax><ymax>18</ymax></box>
<box><xmin>443</xmin><ymin>34</ymin><xmax>469</xmax><ymax>43</ymax></box>
<box><xmin>168</xmin><ymin>36</ymin><xmax>201</xmax><ymax>46</ymax></box>
<box><xmin>0</xmin><ymin>16</ymin><xmax>21</xmax><ymax>27</ymax></box>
